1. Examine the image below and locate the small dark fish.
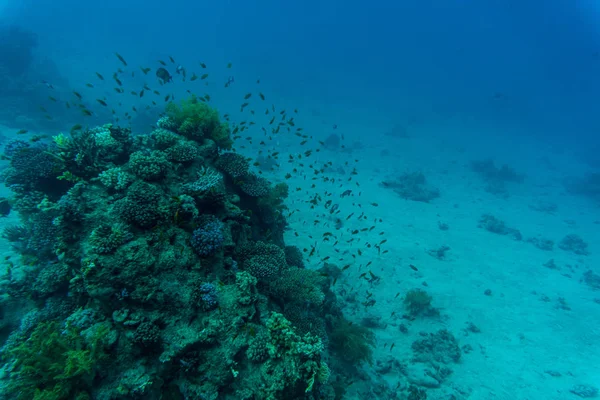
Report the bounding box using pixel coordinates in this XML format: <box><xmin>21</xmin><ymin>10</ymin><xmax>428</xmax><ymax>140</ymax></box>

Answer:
<box><xmin>115</xmin><ymin>52</ymin><xmax>127</xmax><ymax>66</ymax></box>
<box><xmin>81</xmin><ymin>109</ymin><xmax>92</xmax><ymax>116</ymax></box>
<box><xmin>227</xmin><ymin>62</ymin><xmax>232</xmax><ymax>68</ymax></box>
<box><xmin>0</xmin><ymin>197</ymin><xmax>11</xmax><ymax>217</ymax></box>
<box><xmin>96</xmin><ymin>99</ymin><xmax>108</xmax><ymax>106</ymax></box>
<box><xmin>41</xmin><ymin>80</ymin><xmax>54</xmax><ymax>89</ymax></box>
<box><xmin>244</xmin><ymin>93</ymin><xmax>252</xmax><ymax>99</ymax></box>
<box><xmin>169</xmin><ymin>56</ymin><xmax>175</xmax><ymax>64</ymax></box>
<box><xmin>73</xmin><ymin>91</ymin><xmax>83</xmax><ymax>100</ymax></box>
<box><xmin>190</xmin><ymin>73</ymin><xmax>198</xmax><ymax>81</ymax></box>
<box><xmin>16</xmin><ymin>129</ymin><xmax>28</xmax><ymax>135</ymax></box>
<box><xmin>70</xmin><ymin>124</ymin><xmax>83</xmax><ymax>132</ymax></box>
<box><xmin>259</xmin><ymin>93</ymin><xmax>265</xmax><ymax>100</ymax></box>
<box><xmin>158</xmin><ymin>60</ymin><xmax>167</xmax><ymax>66</ymax></box>
<box><xmin>224</xmin><ymin>76</ymin><xmax>234</xmax><ymax>87</ymax></box>
<box><xmin>341</xmin><ymin>189</ymin><xmax>352</xmax><ymax>198</ymax></box>
<box><xmin>156</xmin><ymin>67</ymin><xmax>173</xmax><ymax>84</ymax></box>
<box><xmin>201</xmin><ymin>73</ymin><xmax>208</xmax><ymax>80</ymax></box>
<box><xmin>333</xmin><ymin>124</ymin><xmax>338</xmax><ymax>129</ymax></box>
<box><xmin>139</xmin><ymin>90</ymin><xmax>144</xmax><ymax>98</ymax></box>
<box><xmin>48</xmin><ymin>96</ymin><xmax>57</xmax><ymax>102</ymax></box>
<box><xmin>140</xmin><ymin>67</ymin><xmax>151</xmax><ymax>75</ymax></box>
<box><xmin>200</xmin><ymin>62</ymin><xmax>207</xmax><ymax>68</ymax></box>
<box><xmin>409</xmin><ymin>264</ymin><xmax>418</xmax><ymax>271</ymax></box>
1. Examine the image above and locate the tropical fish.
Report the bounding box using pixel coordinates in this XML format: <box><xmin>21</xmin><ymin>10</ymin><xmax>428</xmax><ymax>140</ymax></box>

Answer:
<box><xmin>115</xmin><ymin>52</ymin><xmax>127</xmax><ymax>66</ymax></box>
<box><xmin>156</xmin><ymin>67</ymin><xmax>173</xmax><ymax>84</ymax></box>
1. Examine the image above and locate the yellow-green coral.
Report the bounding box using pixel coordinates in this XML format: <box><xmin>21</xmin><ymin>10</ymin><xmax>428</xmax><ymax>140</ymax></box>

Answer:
<box><xmin>165</xmin><ymin>95</ymin><xmax>232</xmax><ymax>149</ymax></box>
<box><xmin>4</xmin><ymin>320</ymin><xmax>107</xmax><ymax>400</ymax></box>
<box><xmin>53</xmin><ymin>132</ymin><xmax>72</xmax><ymax>149</ymax></box>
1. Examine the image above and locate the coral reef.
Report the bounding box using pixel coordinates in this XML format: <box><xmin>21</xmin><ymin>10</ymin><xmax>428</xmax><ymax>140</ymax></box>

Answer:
<box><xmin>478</xmin><ymin>214</ymin><xmax>522</xmax><ymax>241</ymax></box>
<box><xmin>558</xmin><ymin>233</ymin><xmax>589</xmax><ymax>255</ymax></box>
<box><xmin>404</xmin><ymin>289</ymin><xmax>439</xmax><ymax>317</ymax></box>
<box><xmin>380</xmin><ymin>172</ymin><xmax>440</xmax><ymax>203</ymax></box>
<box><xmin>0</xmin><ymin>98</ymin><xmax>364</xmax><ymax>399</ymax></box>
<box><xmin>527</xmin><ymin>237</ymin><xmax>554</xmax><ymax>251</ymax></box>
<box><xmin>470</xmin><ymin>159</ymin><xmax>523</xmax><ymax>197</ymax></box>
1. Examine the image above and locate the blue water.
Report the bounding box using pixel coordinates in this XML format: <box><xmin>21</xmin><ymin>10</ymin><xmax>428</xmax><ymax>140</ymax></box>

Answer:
<box><xmin>1</xmin><ymin>1</ymin><xmax>599</xmax><ymax>399</ymax></box>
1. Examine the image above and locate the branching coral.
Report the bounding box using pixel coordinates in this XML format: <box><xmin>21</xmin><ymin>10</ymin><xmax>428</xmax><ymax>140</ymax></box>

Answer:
<box><xmin>52</xmin><ymin>125</ymin><xmax>132</xmax><ymax>180</ymax></box>
<box><xmin>237</xmin><ymin>241</ymin><xmax>288</xmax><ymax>280</ymax></box>
<box><xmin>129</xmin><ymin>151</ymin><xmax>170</xmax><ymax>181</ymax></box>
<box><xmin>191</xmin><ymin>220</ymin><xmax>224</xmax><ymax>257</ymax></box>
<box><xmin>239</xmin><ymin>173</ymin><xmax>271</xmax><ymax>197</ymax></box>
<box><xmin>89</xmin><ymin>222</ymin><xmax>133</xmax><ymax>254</ymax></box>
<box><xmin>181</xmin><ymin>166</ymin><xmax>223</xmax><ymax>194</ymax></box>
<box><xmin>215</xmin><ymin>152</ymin><xmax>250</xmax><ymax>178</ymax></box>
